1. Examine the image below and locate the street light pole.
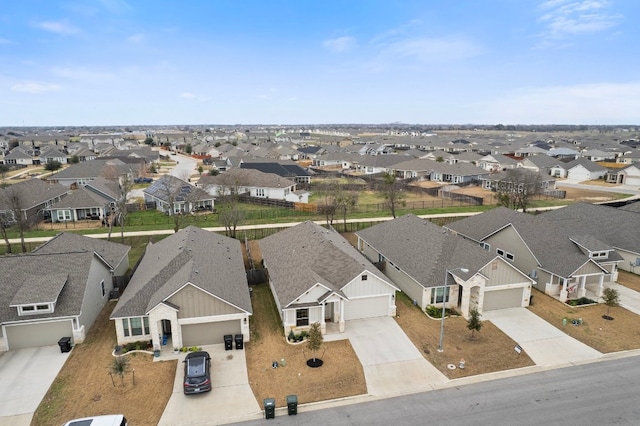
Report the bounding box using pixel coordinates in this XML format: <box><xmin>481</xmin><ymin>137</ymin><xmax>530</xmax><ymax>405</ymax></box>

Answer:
<box><xmin>438</xmin><ymin>267</ymin><xmax>469</xmax><ymax>352</ymax></box>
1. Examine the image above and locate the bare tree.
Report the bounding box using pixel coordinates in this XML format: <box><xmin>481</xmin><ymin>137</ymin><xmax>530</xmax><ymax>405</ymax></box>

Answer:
<box><xmin>494</xmin><ymin>168</ymin><xmax>543</xmax><ymax>212</ymax></box>
<box><xmin>318</xmin><ymin>190</ymin><xmax>338</xmax><ymax>226</ymax></box>
<box><xmin>209</xmin><ymin>172</ymin><xmax>247</xmax><ymax>238</ymax></box>
<box><xmin>379</xmin><ymin>172</ymin><xmax>405</xmax><ymax>218</ymax></box>
<box><xmin>0</xmin><ymin>213</ymin><xmax>12</xmax><ymax>254</ymax></box>
<box><xmin>334</xmin><ymin>185</ymin><xmax>359</xmax><ymax>232</ymax></box>
<box><xmin>109</xmin><ymin>176</ymin><xmax>132</xmax><ymax>243</ymax></box>
<box><xmin>3</xmin><ymin>186</ymin><xmax>29</xmax><ymax>252</ymax></box>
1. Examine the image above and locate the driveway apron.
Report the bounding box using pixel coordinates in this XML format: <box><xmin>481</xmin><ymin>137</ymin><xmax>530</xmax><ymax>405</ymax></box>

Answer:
<box><xmin>483</xmin><ymin>308</ymin><xmax>602</xmax><ymax>366</ymax></box>
<box><xmin>0</xmin><ymin>346</ymin><xmax>70</xmax><ymax>426</ymax></box>
<box><xmin>158</xmin><ymin>344</ymin><xmax>260</xmax><ymax>426</ymax></box>
<box><xmin>333</xmin><ymin>317</ymin><xmax>448</xmax><ymax>396</ymax></box>
<box><xmin>605</xmin><ymin>282</ymin><xmax>640</xmax><ymax>316</ymax></box>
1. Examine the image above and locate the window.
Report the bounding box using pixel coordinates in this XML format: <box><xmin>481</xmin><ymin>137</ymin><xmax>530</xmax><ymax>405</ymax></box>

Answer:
<box><xmin>101</xmin><ymin>280</ymin><xmax>106</xmax><ymax>297</ymax></box>
<box><xmin>431</xmin><ymin>287</ymin><xmax>450</xmax><ymax>304</ymax></box>
<box><xmin>56</xmin><ymin>210</ymin><xmax>71</xmax><ymax>221</ymax></box>
<box><xmin>36</xmin><ymin>304</ymin><xmax>49</xmax><ymax>311</ymax></box>
<box><xmin>22</xmin><ymin>306</ymin><xmax>35</xmax><ymax>312</ymax></box>
<box><xmin>480</xmin><ymin>242</ymin><xmax>491</xmax><ymax>251</ymax></box>
<box><xmin>506</xmin><ymin>252</ymin><xmax>515</xmax><ymax>261</ymax></box>
<box><xmin>296</xmin><ymin>309</ymin><xmax>309</xmax><ymax>327</ymax></box>
<box><xmin>496</xmin><ymin>248</ymin><xmax>505</xmax><ymax>256</ymax></box>
<box><xmin>361</xmin><ymin>274</ymin><xmax>368</xmax><ymax>281</ymax></box>
<box><xmin>256</xmin><ymin>188</ymin><xmax>265</xmax><ymax>197</ymax></box>
<box><xmin>122</xmin><ymin>317</ymin><xmax>150</xmax><ymax>337</ymax></box>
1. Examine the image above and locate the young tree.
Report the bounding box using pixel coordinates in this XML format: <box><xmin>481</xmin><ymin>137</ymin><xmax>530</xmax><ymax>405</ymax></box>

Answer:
<box><xmin>44</xmin><ymin>160</ymin><xmax>63</xmax><ymax>172</ymax></box>
<box><xmin>379</xmin><ymin>172</ymin><xmax>405</xmax><ymax>218</ymax></box>
<box><xmin>68</xmin><ymin>155</ymin><xmax>80</xmax><ymax>164</ymax></box>
<box><xmin>0</xmin><ymin>164</ymin><xmax>10</xmax><ymax>180</ymax></box>
<box><xmin>466</xmin><ymin>308</ymin><xmax>482</xmax><ymax>339</ymax></box>
<box><xmin>0</xmin><ymin>213</ymin><xmax>13</xmax><ymax>254</ymax></box>
<box><xmin>334</xmin><ymin>184</ymin><xmax>359</xmax><ymax>232</ymax></box>
<box><xmin>306</xmin><ymin>322</ymin><xmax>323</xmax><ymax>362</ymax></box>
<box><xmin>602</xmin><ymin>287</ymin><xmax>620</xmax><ymax>319</ymax></box>
<box><xmin>494</xmin><ymin>168</ymin><xmax>543</xmax><ymax>213</ymax></box>
<box><xmin>211</xmin><ymin>172</ymin><xmax>247</xmax><ymax>238</ymax></box>
<box><xmin>110</xmin><ymin>356</ymin><xmax>129</xmax><ymax>387</ymax></box>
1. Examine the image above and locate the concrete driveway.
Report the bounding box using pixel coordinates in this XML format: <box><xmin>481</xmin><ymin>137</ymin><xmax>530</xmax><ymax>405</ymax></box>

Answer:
<box><xmin>605</xmin><ymin>282</ymin><xmax>640</xmax><ymax>316</ymax></box>
<box><xmin>0</xmin><ymin>346</ymin><xmax>70</xmax><ymax>426</ymax></box>
<box><xmin>327</xmin><ymin>317</ymin><xmax>448</xmax><ymax>396</ymax></box>
<box><xmin>158</xmin><ymin>344</ymin><xmax>260</xmax><ymax>426</ymax></box>
<box><xmin>482</xmin><ymin>308</ymin><xmax>602</xmax><ymax>367</ymax></box>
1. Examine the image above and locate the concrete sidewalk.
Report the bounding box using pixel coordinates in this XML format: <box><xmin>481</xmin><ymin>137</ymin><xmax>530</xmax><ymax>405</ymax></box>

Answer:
<box><xmin>482</xmin><ymin>308</ymin><xmax>602</xmax><ymax>367</ymax></box>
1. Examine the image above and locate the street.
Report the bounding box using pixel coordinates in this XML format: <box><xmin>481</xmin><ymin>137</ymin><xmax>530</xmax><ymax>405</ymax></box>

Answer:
<box><xmin>234</xmin><ymin>355</ymin><xmax>640</xmax><ymax>425</ymax></box>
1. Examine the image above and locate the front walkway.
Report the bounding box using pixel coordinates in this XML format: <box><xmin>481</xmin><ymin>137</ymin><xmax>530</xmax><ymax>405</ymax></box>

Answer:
<box><xmin>158</xmin><ymin>343</ymin><xmax>260</xmax><ymax>426</ymax></box>
<box><xmin>325</xmin><ymin>317</ymin><xmax>448</xmax><ymax>396</ymax></box>
<box><xmin>483</xmin><ymin>308</ymin><xmax>602</xmax><ymax>367</ymax></box>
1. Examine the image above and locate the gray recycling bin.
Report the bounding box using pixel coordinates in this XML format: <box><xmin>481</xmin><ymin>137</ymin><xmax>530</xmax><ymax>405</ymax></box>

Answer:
<box><xmin>264</xmin><ymin>398</ymin><xmax>276</xmax><ymax>419</ymax></box>
<box><xmin>286</xmin><ymin>394</ymin><xmax>298</xmax><ymax>415</ymax></box>
<box><xmin>235</xmin><ymin>333</ymin><xmax>244</xmax><ymax>350</ymax></box>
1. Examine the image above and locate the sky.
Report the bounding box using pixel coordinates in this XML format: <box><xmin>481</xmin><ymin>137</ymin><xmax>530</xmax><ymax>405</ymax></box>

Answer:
<box><xmin>1</xmin><ymin>0</ymin><xmax>639</xmax><ymax>126</ymax></box>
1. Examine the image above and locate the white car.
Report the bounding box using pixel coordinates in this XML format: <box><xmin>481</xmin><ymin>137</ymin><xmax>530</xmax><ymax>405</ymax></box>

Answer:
<box><xmin>62</xmin><ymin>414</ymin><xmax>127</xmax><ymax>426</ymax></box>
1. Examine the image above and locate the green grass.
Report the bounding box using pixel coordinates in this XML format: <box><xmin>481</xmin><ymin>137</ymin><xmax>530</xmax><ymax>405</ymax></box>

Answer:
<box><xmin>248</xmin><ymin>284</ymin><xmax>283</xmax><ymax>343</ymax></box>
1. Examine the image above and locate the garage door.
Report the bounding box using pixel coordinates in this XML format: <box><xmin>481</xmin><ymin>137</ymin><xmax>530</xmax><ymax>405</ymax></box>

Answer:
<box><xmin>181</xmin><ymin>320</ymin><xmax>241</xmax><ymax>347</ymax></box>
<box><xmin>5</xmin><ymin>320</ymin><xmax>73</xmax><ymax>350</ymax></box>
<box><xmin>344</xmin><ymin>296</ymin><xmax>389</xmax><ymax>321</ymax></box>
<box><xmin>483</xmin><ymin>288</ymin><xmax>524</xmax><ymax>311</ymax></box>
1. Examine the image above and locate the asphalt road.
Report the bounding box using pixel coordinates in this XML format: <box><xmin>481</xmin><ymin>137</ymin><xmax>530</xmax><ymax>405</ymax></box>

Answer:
<box><xmin>233</xmin><ymin>356</ymin><xmax>640</xmax><ymax>425</ymax></box>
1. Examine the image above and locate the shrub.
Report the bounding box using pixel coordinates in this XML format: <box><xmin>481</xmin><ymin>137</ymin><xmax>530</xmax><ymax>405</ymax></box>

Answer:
<box><xmin>288</xmin><ymin>329</ymin><xmax>295</xmax><ymax>342</ymax></box>
<box><xmin>567</xmin><ymin>297</ymin><xmax>596</xmax><ymax>306</ymax></box>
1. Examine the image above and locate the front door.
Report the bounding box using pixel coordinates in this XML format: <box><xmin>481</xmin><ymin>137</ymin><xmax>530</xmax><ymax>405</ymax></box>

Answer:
<box><xmin>324</xmin><ymin>302</ymin><xmax>334</xmax><ymax>322</ymax></box>
<box><xmin>161</xmin><ymin>319</ymin><xmax>172</xmax><ymax>335</ymax></box>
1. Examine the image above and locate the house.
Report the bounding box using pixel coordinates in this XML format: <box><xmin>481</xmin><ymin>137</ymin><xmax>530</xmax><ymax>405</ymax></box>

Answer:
<box><xmin>3</xmin><ymin>146</ymin><xmax>34</xmax><ymax>166</ymax></box>
<box><xmin>606</xmin><ymin>164</ymin><xmax>640</xmax><ymax>186</ymax></box>
<box><xmin>240</xmin><ymin>160</ymin><xmax>312</xmax><ymax>183</ymax></box>
<box><xmin>49</xmin><ymin>158</ymin><xmax>142</xmax><ymax>187</ymax></box>
<box><xmin>519</xmin><ymin>154</ymin><xmax>562</xmax><ymax>174</ymax></box>
<box><xmin>564</xmin><ymin>158</ymin><xmax>608</xmax><ymax>181</ymax></box>
<box><xmin>39</xmin><ymin>146</ymin><xmax>68</xmax><ymax>165</ymax></box>
<box><xmin>0</xmin><ymin>179</ymin><xmax>69</xmax><ymax>225</ymax></box>
<box><xmin>480</xmin><ymin>169</ymin><xmax>556</xmax><ymax>191</ymax></box>
<box><xmin>541</xmin><ymin>203</ymin><xmax>640</xmax><ymax>274</ymax></box>
<box><xmin>0</xmin><ymin>234</ymin><xmax>129</xmax><ymax>351</ymax></box>
<box><xmin>356</xmin><ymin>215</ymin><xmax>534</xmax><ymax>318</ymax></box>
<box><xmin>110</xmin><ymin>226</ymin><xmax>252</xmax><ymax>349</ymax></box>
<box><xmin>47</xmin><ymin>177</ymin><xmax>120</xmax><ymax>223</ymax></box>
<box><xmin>477</xmin><ymin>154</ymin><xmax>519</xmax><ymax>172</ymax></box>
<box><xmin>143</xmin><ymin>175</ymin><xmax>214</xmax><ymax>214</ymax></box>
<box><xmin>445</xmin><ymin>207</ymin><xmax>612</xmax><ymax>303</ymax></box>
<box><xmin>259</xmin><ymin>221</ymin><xmax>399</xmax><ymax>335</ymax></box>
<box><xmin>197</xmin><ymin>168</ymin><xmax>308</xmax><ymax>202</ymax></box>
<box><xmin>427</xmin><ymin>162</ymin><xmax>489</xmax><ymax>184</ymax></box>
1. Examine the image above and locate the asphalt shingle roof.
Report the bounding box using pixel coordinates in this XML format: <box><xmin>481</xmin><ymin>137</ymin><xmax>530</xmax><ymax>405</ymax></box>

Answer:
<box><xmin>111</xmin><ymin>226</ymin><xmax>251</xmax><ymax>318</ymax></box>
<box><xmin>0</xmin><ymin>179</ymin><xmax>69</xmax><ymax>210</ymax></box>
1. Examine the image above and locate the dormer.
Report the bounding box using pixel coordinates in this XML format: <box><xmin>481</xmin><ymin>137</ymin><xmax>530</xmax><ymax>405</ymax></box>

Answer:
<box><xmin>569</xmin><ymin>235</ymin><xmax>613</xmax><ymax>261</ymax></box>
<box><xmin>10</xmin><ymin>273</ymin><xmax>68</xmax><ymax>316</ymax></box>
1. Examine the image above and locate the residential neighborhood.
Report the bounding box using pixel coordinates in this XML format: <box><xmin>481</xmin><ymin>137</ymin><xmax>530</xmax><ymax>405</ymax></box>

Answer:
<box><xmin>2</xmin><ymin>125</ymin><xmax>640</xmax><ymax>425</ymax></box>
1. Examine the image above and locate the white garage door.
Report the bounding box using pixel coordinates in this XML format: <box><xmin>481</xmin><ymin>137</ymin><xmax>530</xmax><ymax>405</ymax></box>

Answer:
<box><xmin>344</xmin><ymin>296</ymin><xmax>389</xmax><ymax>321</ymax></box>
<box><xmin>181</xmin><ymin>320</ymin><xmax>241</xmax><ymax>347</ymax></box>
<box><xmin>483</xmin><ymin>288</ymin><xmax>524</xmax><ymax>311</ymax></box>
<box><xmin>5</xmin><ymin>320</ymin><xmax>74</xmax><ymax>350</ymax></box>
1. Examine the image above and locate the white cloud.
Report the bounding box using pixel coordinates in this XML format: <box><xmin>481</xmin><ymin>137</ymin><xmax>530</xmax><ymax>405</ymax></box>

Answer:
<box><xmin>11</xmin><ymin>82</ymin><xmax>62</xmax><ymax>94</ymax></box>
<box><xmin>537</xmin><ymin>0</ymin><xmax>620</xmax><ymax>41</ymax></box>
<box><xmin>33</xmin><ymin>20</ymin><xmax>80</xmax><ymax>35</ymax></box>
<box><xmin>477</xmin><ymin>81</ymin><xmax>640</xmax><ymax>124</ymax></box>
<box><xmin>99</xmin><ymin>0</ymin><xmax>133</xmax><ymax>14</ymax></box>
<box><xmin>378</xmin><ymin>36</ymin><xmax>484</xmax><ymax>62</ymax></box>
<box><xmin>179</xmin><ymin>92</ymin><xmax>196</xmax><ymax>99</ymax></box>
<box><xmin>127</xmin><ymin>33</ymin><xmax>145</xmax><ymax>43</ymax></box>
<box><xmin>323</xmin><ymin>36</ymin><xmax>357</xmax><ymax>53</ymax></box>
<box><xmin>0</xmin><ymin>38</ymin><xmax>14</xmax><ymax>45</ymax></box>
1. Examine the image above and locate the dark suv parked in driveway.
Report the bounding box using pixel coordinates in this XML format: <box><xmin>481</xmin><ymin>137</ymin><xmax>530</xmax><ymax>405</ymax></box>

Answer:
<box><xmin>183</xmin><ymin>351</ymin><xmax>212</xmax><ymax>394</ymax></box>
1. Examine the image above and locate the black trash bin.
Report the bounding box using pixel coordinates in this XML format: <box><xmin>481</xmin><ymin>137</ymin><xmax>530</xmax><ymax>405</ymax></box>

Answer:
<box><xmin>57</xmin><ymin>337</ymin><xmax>72</xmax><ymax>353</ymax></box>
<box><xmin>235</xmin><ymin>334</ymin><xmax>244</xmax><ymax>350</ymax></box>
<box><xmin>224</xmin><ymin>334</ymin><xmax>233</xmax><ymax>351</ymax></box>
<box><xmin>264</xmin><ymin>398</ymin><xmax>276</xmax><ymax>419</ymax></box>
<box><xmin>286</xmin><ymin>394</ymin><xmax>298</xmax><ymax>416</ymax></box>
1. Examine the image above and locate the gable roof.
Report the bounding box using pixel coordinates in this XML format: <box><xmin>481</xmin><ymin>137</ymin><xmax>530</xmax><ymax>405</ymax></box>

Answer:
<box><xmin>144</xmin><ymin>175</ymin><xmax>213</xmax><ymax>203</ymax></box>
<box><xmin>259</xmin><ymin>221</ymin><xmax>392</xmax><ymax>307</ymax></box>
<box><xmin>111</xmin><ymin>226</ymin><xmax>251</xmax><ymax>318</ymax></box>
<box><xmin>357</xmin><ymin>214</ymin><xmax>494</xmax><ymax>286</ymax></box>
<box><xmin>0</xmin><ymin>251</ymin><xmax>99</xmax><ymax>323</ymax></box>
<box><xmin>240</xmin><ymin>160</ymin><xmax>311</xmax><ymax>177</ymax></box>
<box><xmin>0</xmin><ymin>179</ymin><xmax>69</xmax><ymax>211</ymax></box>
<box><xmin>197</xmin><ymin>168</ymin><xmax>296</xmax><ymax>189</ymax></box>
<box><xmin>33</xmin><ymin>232</ymin><xmax>130</xmax><ymax>271</ymax></box>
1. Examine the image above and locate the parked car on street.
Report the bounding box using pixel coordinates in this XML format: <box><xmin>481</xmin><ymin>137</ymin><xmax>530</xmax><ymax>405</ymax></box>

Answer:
<box><xmin>183</xmin><ymin>351</ymin><xmax>212</xmax><ymax>394</ymax></box>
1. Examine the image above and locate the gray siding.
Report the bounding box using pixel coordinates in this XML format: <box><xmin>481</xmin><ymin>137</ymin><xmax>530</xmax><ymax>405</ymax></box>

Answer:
<box><xmin>168</xmin><ymin>284</ymin><xmax>242</xmax><ymax>319</ymax></box>
<box><xmin>485</xmin><ymin>227</ymin><xmax>539</xmax><ymax>280</ymax></box>
<box><xmin>481</xmin><ymin>258</ymin><xmax>529</xmax><ymax>287</ymax></box>
<box><xmin>78</xmin><ymin>256</ymin><xmax>114</xmax><ymax>332</ymax></box>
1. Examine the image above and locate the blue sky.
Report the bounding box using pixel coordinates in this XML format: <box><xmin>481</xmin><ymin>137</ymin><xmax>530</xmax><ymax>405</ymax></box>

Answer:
<box><xmin>1</xmin><ymin>0</ymin><xmax>638</xmax><ymax>126</ymax></box>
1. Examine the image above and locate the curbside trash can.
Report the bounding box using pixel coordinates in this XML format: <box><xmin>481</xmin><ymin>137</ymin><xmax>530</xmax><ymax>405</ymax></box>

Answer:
<box><xmin>224</xmin><ymin>334</ymin><xmax>233</xmax><ymax>351</ymax></box>
<box><xmin>235</xmin><ymin>334</ymin><xmax>244</xmax><ymax>350</ymax></box>
<box><xmin>57</xmin><ymin>337</ymin><xmax>72</xmax><ymax>353</ymax></box>
<box><xmin>264</xmin><ymin>398</ymin><xmax>276</xmax><ymax>419</ymax></box>
<box><xmin>286</xmin><ymin>394</ymin><xmax>298</xmax><ymax>415</ymax></box>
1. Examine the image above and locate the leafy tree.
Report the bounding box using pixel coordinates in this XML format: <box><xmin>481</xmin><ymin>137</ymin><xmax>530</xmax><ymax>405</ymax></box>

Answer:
<box><xmin>110</xmin><ymin>356</ymin><xmax>129</xmax><ymax>387</ymax></box>
<box><xmin>68</xmin><ymin>155</ymin><xmax>80</xmax><ymax>164</ymax></box>
<box><xmin>494</xmin><ymin>168</ymin><xmax>543</xmax><ymax>213</ymax></box>
<box><xmin>306</xmin><ymin>322</ymin><xmax>323</xmax><ymax>362</ymax></box>
<box><xmin>144</xmin><ymin>137</ymin><xmax>155</xmax><ymax>145</ymax></box>
<box><xmin>466</xmin><ymin>308</ymin><xmax>482</xmax><ymax>339</ymax></box>
<box><xmin>379</xmin><ymin>172</ymin><xmax>405</xmax><ymax>218</ymax></box>
<box><xmin>185</xmin><ymin>143</ymin><xmax>192</xmax><ymax>154</ymax></box>
<box><xmin>602</xmin><ymin>287</ymin><xmax>620</xmax><ymax>317</ymax></box>
<box><xmin>436</xmin><ymin>156</ymin><xmax>444</xmax><ymax>163</ymax></box>
<box><xmin>0</xmin><ymin>164</ymin><xmax>9</xmax><ymax>180</ymax></box>
<box><xmin>198</xmin><ymin>165</ymin><xmax>204</xmax><ymax>175</ymax></box>
<box><xmin>44</xmin><ymin>160</ymin><xmax>63</xmax><ymax>172</ymax></box>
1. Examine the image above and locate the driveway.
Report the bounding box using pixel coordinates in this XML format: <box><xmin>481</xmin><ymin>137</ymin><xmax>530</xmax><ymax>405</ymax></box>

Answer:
<box><xmin>605</xmin><ymin>282</ymin><xmax>640</xmax><ymax>316</ymax></box>
<box><xmin>0</xmin><ymin>346</ymin><xmax>70</xmax><ymax>426</ymax></box>
<box><xmin>327</xmin><ymin>317</ymin><xmax>448</xmax><ymax>396</ymax></box>
<box><xmin>482</xmin><ymin>308</ymin><xmax>602</xmax><ymax>366</ymax></box>
<box><xmin>158</xmin><ymin>344</ymin><xmax>260</xmax><ymax>426</ymax></box>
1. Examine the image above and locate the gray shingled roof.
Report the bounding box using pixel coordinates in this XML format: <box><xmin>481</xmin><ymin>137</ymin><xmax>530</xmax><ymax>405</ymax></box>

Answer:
<box><xmin>259</xmin><ymin>221</ymin><xmax>392</xmax><ymax>307</ymax></box>
<box><xmin>48</xmin><ymin>186</ymin><xmax>111</xmax><ymax>209</ymax></box>
<box><xmin>619</xmin><ymin>201</ymin><xmax>640</xmax><ymax>214</ymax></box>
<box><xmin>0</xmin><ymin>251</ymin><xmax>96</xmax><ymax>323</ymax></box>
<box><xmin>0</xmin><ymin>179</ymin><xmax>69</xmax><ymax>210</ymax></box>
<box><xmin>10</xmin><ymin>273</ymin><xmax>68</xmax><ymax>306</ymax></box>
<box><xmin>32</xmin><ymin>232</ymin><xmax>130</xmax><ymax>271</ymax></box>
<box><xmin>111</xmin><ymin>226</ymin><xmax>251</xmax><ymax>318</ymax></box>
<box><xmin>198</xmin><ymin>168</ymin><xmax>296</xmax><ymax>189</ymax></box>
<box><xmin>356</xmin><ymin>214</ymin><xmax>493</xmax><ymax>287</ymax></box>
